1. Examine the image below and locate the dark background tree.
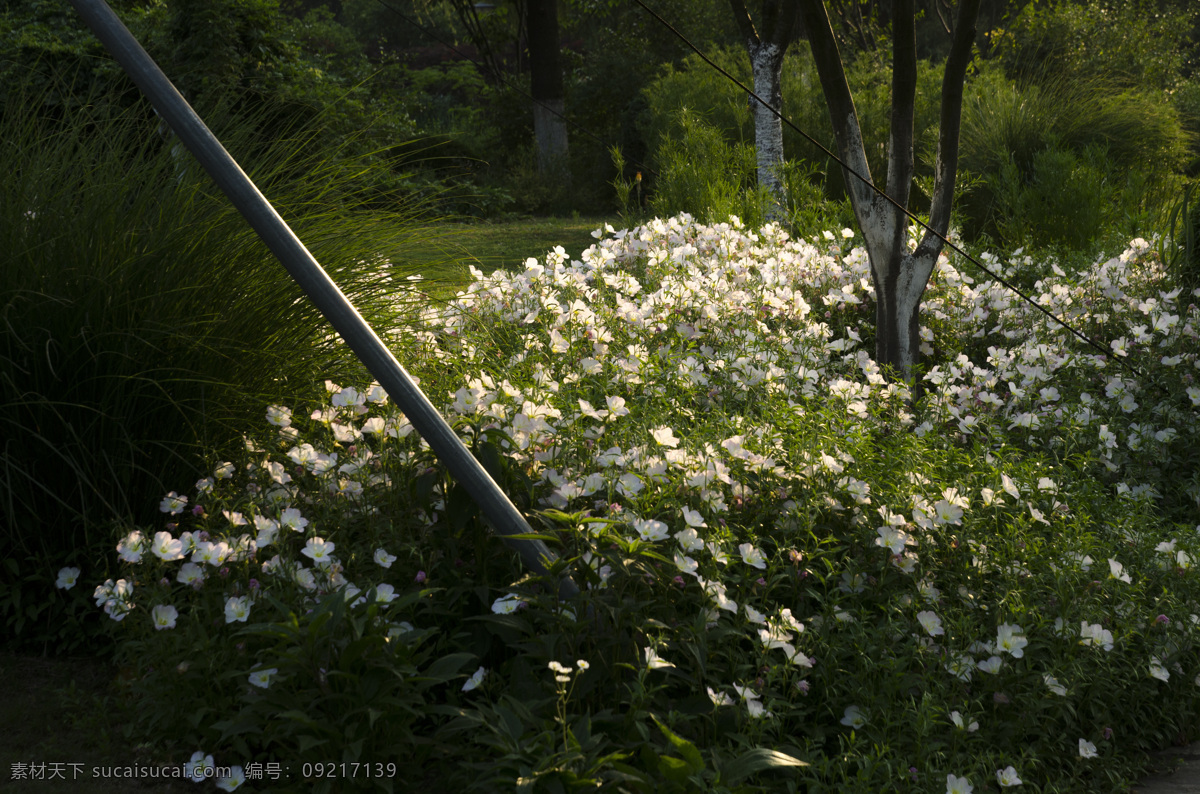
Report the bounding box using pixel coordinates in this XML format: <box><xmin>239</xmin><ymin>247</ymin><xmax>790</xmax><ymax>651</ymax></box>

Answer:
<box><xmin>526</xmin><ymin>0</ymin><xmax>568</xmax><ymax>173</ymax></box>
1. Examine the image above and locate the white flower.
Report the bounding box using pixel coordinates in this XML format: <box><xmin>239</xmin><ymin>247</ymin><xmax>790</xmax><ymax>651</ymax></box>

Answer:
<box><xmin>644</xmin><ymin>647</ymin><xmax>675</xmax><ymax>670</ymax></box>
<box><xmin>840</xmin><ymin>705</ymin><xmax>867</xmax><ymax>728</ymax></box>
<box><xmin>1078</xmin><ymin>738</ymin><xmax>1098</xmax><ymax>759</ymax></box>
<box><xmin>707</xmin><ymin>686</ymin><xmax>733</xmax><ymax>706</ymax></box>
<box><xmin>55</xmin><ymin>567</ymin><xmax>81</xmax><ymax>590</ymax></box>
<box><xmin>995</xmin><ymin>766</ymin><xmax>1022</xmax><ymax>787</ymax></box>
<box><xmin>675</xmin><ymin>527</ymin><xmax>705</xmax><ymax>552</ymax></box>
<box><xmin>946</xmin><ymin>653</ymin><xmax>974</xmax><ymax>682</ymax></box>
<box><xmin>616</xmin><ymin>472</ymin><xmax>644</xmax><ymax>497</ymax></box>
<box><xmin>1001</xmin><ymin>474</ymin><xmax>1020</xmax><ymax>498</ymax></box>
<box><xmin>254</xmin><ymin>515</ymin><xmax>279</xmax><ymax>548</ymax></box>
<box><xmin>950</xmin><ymin>711</ymin><xmax>978</xmax><ymax>732</ymax></box>
<box><xmin>159</xmin><ymin>491</ymin><xmax>188</xmax><ymax>515</ymax></box>
<box><xmin>224</xmin><ymin>596</ymin><xmax>251</xmax><ymax>624</ymax></box>
<box><xmin>946</xmin><ymin>774</ymin><xmax>973</xmax><ymax>794</ymax></box>
<box><xmin>977</xmin><ymin>656</ymin><xmax>1003</xmax><ymax>674</ymax></box>
<box><xmin>301</xmin><ymin>537</ymin><xmax>335</xmax><ymax>564</ymax></box>
<box><xmin>674</xmin><ymin>552</ymin><xmax>699</xmax><ymax>576</ymax></box>
<box><xmin>266</xmin><ymin>405</ymin><xmax>292</xmax><ymax>427</ymax></box>
<box><xmin>151</xmin><ymin>604</ymin><xmax>178</xmax><ymax>630</ymax></box>
<box><xmin>916</xmin><ymin>610</ymin><xmax>944</xmax><ymax>637</ymax></box>
<box><xmin>933</xmin><ymin>500</ymin><xmax>964</xmax><ymax>526</ymax></box>
<box><xmin>996</xmin><ymin>623</ymin><xmax>1028</xmax><ymax>658</ymax></box>
<box><xmin>373</xmin><ymin>548</ymin><xmax>397</xmax><ymax>568</ymax></box>
<box><xmin>1108</xmin><ymin>558</ymin><xmax>1132</xmax><ymax>584</ymax></box>
<box><xmin>387</xmin><ymin>622</ymin><xmax>414</xmax><ymax>639</ymax></box>
<box><xmin>738</xmin><ymin>543</ymin><xmax>767</xmax><ymax>569</ymax></box>
<box><xmin>116</xmin><ymin>531</ymin><xmax>145</xmax><ymax>564</ymax></box>
<box><xmin>744</xmin><ymin>605</ymin><xmax>767</xmax><ymax>625</ymax></box>
<box><xmin>1149</xmin><ymin>659</ymin><xmax>1171</xmax><ymax>682</ymax></box>
<box><xmin>185</xmin><ymin>752</ymin><xmax>215</xmax><ymax>783</ymax></box>
<box><xmin>1044</xmin><ymin>674</ymin><xmax>1067</xmax><ymax>696</ymax></box>
<box><xmin>462</xmin><ymin>666</ymin><xmax>487</xmax><ymax>692</ymax></box>
<box><xmin>176</xmin><ymin>562</ymin><xmax>204</xmax><ymax>586</ymax></box>
<box><xmin>1079</xmin><ymin>621</ymin><xmax>1114</xmax><ymax>651</ymax></box>
<box><xmin>548</xmin><ymin>660</ymin><xmax>573</xmax><ymax>682</ymax></box>
<box><xmin>151</xmin><ymin>531</ymin><xmax>184</xmax><ymax>562</ymax></box>
<box><xmin>703</xmin><ymin>579</ymin><xmax>738</xmax><ymax>613</ymax></box>
<box><xmin>651</xmin><ymin>426</ymin><xmax>680</xmax><ymax>448</ymax></box>
<box><xmin>876</xmin><ymin>525</ymin><xmax>912</xmax><ymax>555</ymax></box>
<box><xmin>606</xmin><ymin>395</ymin><xmax>630</xmax><ymax>419</ymax></box>
<box><xmin>248</xmin><ymin>668</ymin><xmax>278</xmax><ymax>689</ymax></box>
<box><xmin>745</xmin><ymin>698</ymin><xmax>772</xmax><ymax>718</ymax></box>
<box><xmin>279</xmin><ymin>507</ymin><xmax>309</xmax><ymax>533</ymax></box>
<box><xmin>374</xmin><ymin>584</ymin><xmax>398</xmax><ymax>604</ymax></box>
<box><xmin>491</xmin><ymin>593</ymin><xmax>523</xmax><ymax>614</ymax></box>
<box><xmin>633</xmin><ymin>519</ymin><xmax>669</xmax><ymax>542</ymax></box>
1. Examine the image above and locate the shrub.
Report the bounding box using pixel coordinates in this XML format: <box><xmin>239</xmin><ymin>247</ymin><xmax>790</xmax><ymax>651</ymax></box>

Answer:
<box><xmin>990</xmin><ymin>0</ymin><xmax>1197</xmax><ymax>93</ymax></box>
<box><xmin>641</xmin><ymin>43</ymin><xmax>945</xmax><ymax>203</ymax></box>
<box><xmin>0</xmin><ymin>86</ymin><xmax>429</xmax><ymax>649</ymax></box>
<box><xmin>957</xmin><ymin>65</ymin><xmax>1190</xmax><ymax>251</ymax></box>
<box><xmin>646</xmin><ymin>109</ymin><xmax>851</xmax><ymax>232</ymax></box>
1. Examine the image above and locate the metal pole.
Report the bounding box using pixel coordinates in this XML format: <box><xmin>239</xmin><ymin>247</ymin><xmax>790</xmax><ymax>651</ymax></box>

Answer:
<box><xmin>69</xmin><ymin>0</ymin><xmax>577</xmax><ymax>599</ymax></box>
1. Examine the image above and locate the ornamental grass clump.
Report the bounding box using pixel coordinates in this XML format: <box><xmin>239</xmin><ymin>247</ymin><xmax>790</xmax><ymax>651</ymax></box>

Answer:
<box><xmin>0</xmin><ymin>82</ymin><xmax>441</xmax><ymax>650</ymax></box>
<box><xmin>80</xmin><ymin>214</ymin><xmax>1200</xmax><ymax>791</ymax></box>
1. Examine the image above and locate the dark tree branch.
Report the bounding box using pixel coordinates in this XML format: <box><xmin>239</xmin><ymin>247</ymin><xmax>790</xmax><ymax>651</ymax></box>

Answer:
<box><xmin>799</xmin><ymin>0</ymin><xmax>873</xmax><ymax>204</ymax></box>
<box><xmin>932</xmin><ymin>0</ymin><xmax>952</xmax><ymax>36</ymax></box>
<box><xmin>761</xmin><ymin>0</ymin><xmax>779</xmax><ymax>39</ymax></box>
<box><xmin>916</xmin><ymin>0</ymin><xmax>980</xmax><ymax>260</ymax></box>
<box><xmin>728</xmin><ymin>0</ymin><xmax>760</xmax><ymax>45</ymax></box>
<box><xmin>768</xmin><ymin>0</ymin><xmax>799</xmax><ymax>48</ymax></box>
<box><xmin>451</xmin><ymin>0</ymin><xmax>504</xmax><ymax>83</ymax></box>
<box><xmin>886</xmin><ymin>0</ymin><xmax>916</xmax><ymax>207</ymax></box>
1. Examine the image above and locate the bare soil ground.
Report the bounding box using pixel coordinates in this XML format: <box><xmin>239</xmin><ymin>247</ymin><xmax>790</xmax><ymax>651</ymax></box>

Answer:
<box><xmin>0</xmin><ymin>653</ymin><xmax>192</xmax><ymax>792</ymax></box>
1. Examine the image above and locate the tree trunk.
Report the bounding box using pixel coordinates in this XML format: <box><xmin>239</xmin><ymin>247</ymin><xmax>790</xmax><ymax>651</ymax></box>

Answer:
<box><xmin>800</xmin><ymin>0</ymin><xmax>979</xmax><ymax>382</ymax></box>
<box><xmin>749</xmin><ymin>41</ymin><xmax>787</xmax><ymax>220</ymax></box>
<box><xmin>729</xmin><ymin>0</ymin><xmax>798</xmax><ymax>221</ymax></box>
<box><xmin>525</xmin><ymin>0</ymin><xmax>568</xmax><ymax>174</ymax></box>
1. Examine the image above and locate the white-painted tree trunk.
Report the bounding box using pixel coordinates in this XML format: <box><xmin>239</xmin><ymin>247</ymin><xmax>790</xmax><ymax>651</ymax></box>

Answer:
<box><xmin>748</xmin><ymin>41</ymin><xmax>786</xmax><ymax>221</ymax></box>
<box><xmin>799</xmin><ymin>0</ymin><xmax>979</xmax><ymax>387</ymax></box>
<box><xmin>848</xmin><ymin>146</ymin><xmax>936</xmax><ymax>382</ymax></box>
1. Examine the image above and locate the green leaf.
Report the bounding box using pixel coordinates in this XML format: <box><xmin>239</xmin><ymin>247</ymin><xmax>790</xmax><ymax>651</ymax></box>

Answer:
<box><xmin>721</xmin><ymin>748</ymin><xmax>808</xmax><ymax>784</ymax></box>
<box><xmin>503</xmin><ymin>532</ymin><xmax>562</xmax><ymax>543</ymax></box>
<box><xmin>651</xmin><ymin>714</ymin><xmax>704</xmax><ymax>774</ymax></box>
<box><xmin>657</xmin><ymin>755</ymin><xmax>694</xmax><ymax>785</ymax></box>
<box><xmin>424</xmin><ymin>651</ymin><xmax>475</xmax><ymax>682</ymax></box>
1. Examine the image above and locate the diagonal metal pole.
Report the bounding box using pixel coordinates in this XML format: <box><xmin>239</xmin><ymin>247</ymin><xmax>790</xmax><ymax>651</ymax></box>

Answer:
<box><xmin>70</xmin><ymin>0</ymin><xmax>577</xmax><ymax>599</ymax></box>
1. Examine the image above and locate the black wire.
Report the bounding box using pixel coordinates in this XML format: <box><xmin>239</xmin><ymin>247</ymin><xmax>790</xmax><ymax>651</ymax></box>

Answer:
<box><xmin>369</xmin><ymin>0</ymin><xmax>657</xmax><ymax>177</ymax></box>
<box><xmin>631</xmin><ymin>0</ymin><xmax>1168</xmax><ymax>394</ymax></box>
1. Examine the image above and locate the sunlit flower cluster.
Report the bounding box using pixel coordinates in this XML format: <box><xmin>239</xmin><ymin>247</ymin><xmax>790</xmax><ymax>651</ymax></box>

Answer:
<box><xmin>77</xmin><ymin>213</ymin><xmax>1200</xmax><ymax>790</ymax></box>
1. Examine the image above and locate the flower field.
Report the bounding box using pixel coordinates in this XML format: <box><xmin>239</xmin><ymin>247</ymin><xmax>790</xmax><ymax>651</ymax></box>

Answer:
<box><xmin>69</xmin><ymin>214</ymin><xmax>1200</xmax><ymax>792</ymax></box>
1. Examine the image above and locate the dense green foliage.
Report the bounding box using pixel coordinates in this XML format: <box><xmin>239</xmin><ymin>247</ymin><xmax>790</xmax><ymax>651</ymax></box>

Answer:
<box><xmin>6</xmin><ymin>0</ymin><xmax>1196</xmax><ymax>242</ymax></box>
<box><xmin>0</xmin><ymin>87</ymin><xmax>432</xmax><ymax>651</ymax></box>
<box><xmin>956</xmin><ymin>64</ymin><xmax>1190</xmax><ymax>250</ymax></box>
<box><xmin>641</xmin><ymin>9</ymin><xmax>1195</xmax><ymax>256</ymax></box>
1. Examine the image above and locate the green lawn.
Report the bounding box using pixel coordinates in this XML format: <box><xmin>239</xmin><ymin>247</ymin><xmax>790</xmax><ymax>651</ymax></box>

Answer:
<box><xmin>385</xmin><ymin>216</ymin><xmax>614</xmax><ymax>296</ymax></box>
